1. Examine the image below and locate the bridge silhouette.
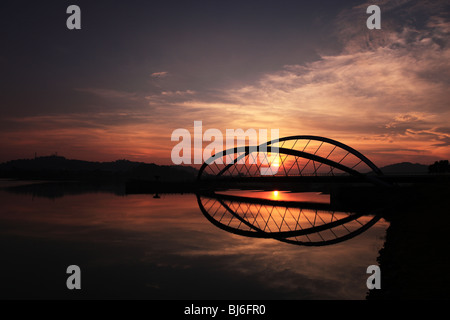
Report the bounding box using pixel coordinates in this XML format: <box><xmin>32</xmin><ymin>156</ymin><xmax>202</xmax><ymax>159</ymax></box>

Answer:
<box><xmin>197</xmin><ymin>135</ymin><xmax>393</xmax><ymax>191</ymax></box>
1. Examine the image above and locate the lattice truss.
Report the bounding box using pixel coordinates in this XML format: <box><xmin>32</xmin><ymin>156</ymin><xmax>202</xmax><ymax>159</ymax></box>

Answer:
<box><xmin>198</xmin><ymin>194</ymin><xmax>380</xmax><ymax>246</ymax></box>
<box><xmin>198</xmin><ymin>136</ymin><xmax>381</xmax><ymax>179</ymax></box>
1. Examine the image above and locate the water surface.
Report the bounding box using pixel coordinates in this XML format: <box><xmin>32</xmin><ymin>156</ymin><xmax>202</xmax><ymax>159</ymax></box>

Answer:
<box><xmin>0</xmin><ymin>181</ymin><xmax>388</xmax><ymax>299</ymax></box>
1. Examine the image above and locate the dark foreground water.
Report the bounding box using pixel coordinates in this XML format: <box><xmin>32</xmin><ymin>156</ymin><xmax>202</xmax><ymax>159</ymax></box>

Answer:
<box><xmin>0</xmin><ymin>180</ymin><xmax>388</xmax><ymax>300</ymax></box>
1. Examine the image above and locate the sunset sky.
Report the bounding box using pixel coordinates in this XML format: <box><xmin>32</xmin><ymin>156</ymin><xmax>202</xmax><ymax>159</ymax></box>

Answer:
<box><xmin>1</xmin><ymin>0</ymin><xmax>449</xmax><ymax>167</ymax></box>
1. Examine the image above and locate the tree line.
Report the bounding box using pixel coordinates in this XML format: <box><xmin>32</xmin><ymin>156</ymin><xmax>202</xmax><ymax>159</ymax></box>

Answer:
<box><xmin>429</xmin><ymin>160</ymin><xmax>450</xmax><ymax>173</ymax></box>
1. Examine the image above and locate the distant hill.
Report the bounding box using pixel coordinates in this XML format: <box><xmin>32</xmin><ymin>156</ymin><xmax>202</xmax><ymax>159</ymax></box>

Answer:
<box><xmin>0</xmin><ymin>156</ymin><xmax>198</xmax><ymax>182</ymax></box>
<box><xmin>0</xmin><ymin>156</ymin><xmax>433</xmax><ymax>181</ymax></box>
<box><xmin>379</xmin><ymin>162</ymin><xmax>429</xmax><ymax>175</ymax></box>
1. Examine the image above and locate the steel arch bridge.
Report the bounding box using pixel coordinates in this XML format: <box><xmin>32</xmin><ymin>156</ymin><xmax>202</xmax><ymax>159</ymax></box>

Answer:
<box><xmin>197</xmin><ymin>135</ymin><xmax>386</xmax><ymax>186</ymax></box>
<box><xmin>197</xmin><ymin>192</ymin><xmax>382</xmax><ymax>247</ymax></box>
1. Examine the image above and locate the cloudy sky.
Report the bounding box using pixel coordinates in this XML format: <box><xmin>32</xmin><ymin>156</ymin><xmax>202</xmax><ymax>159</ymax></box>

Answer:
<box><xmin>1</xmin><ymin>0</ymin><xmax>449</xmax><ymax>166</ymax></box>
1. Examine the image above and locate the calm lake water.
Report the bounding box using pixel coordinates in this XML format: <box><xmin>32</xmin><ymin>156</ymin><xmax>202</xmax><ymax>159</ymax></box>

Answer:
<box><xmin>0</xmin><ymin>180</ymin><xmax>389</xmax><ymax>300</ymax></box>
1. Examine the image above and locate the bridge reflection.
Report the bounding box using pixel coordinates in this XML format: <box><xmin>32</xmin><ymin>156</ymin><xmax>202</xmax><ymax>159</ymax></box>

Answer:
<box><xmin>196</xmin><ymin>191</ymin><xmax>383</xmax><ymax>247</ymax></box>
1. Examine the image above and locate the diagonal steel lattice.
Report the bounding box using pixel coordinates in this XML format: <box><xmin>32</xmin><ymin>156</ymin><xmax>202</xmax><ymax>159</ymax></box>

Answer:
<box><xmin>197</xmin><ymin>135</ymin><xmax>385</xmax><ymax>185</ymax></box>
<box><xmin>197</xmin><ymin>193</ymin><xmax>382</xmax><ymax>247</ymax></box>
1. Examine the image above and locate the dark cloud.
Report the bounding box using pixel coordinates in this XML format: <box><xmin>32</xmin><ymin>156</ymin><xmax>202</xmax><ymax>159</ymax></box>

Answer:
<box><xmin>434</xmin><ymin>127</ymin><xmax>450</xmax><ymax>134</ymax></box>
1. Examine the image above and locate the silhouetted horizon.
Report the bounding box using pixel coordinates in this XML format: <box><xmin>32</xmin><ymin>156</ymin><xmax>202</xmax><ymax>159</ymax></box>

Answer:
<box><xmin>0</xmin><ymin>154</ymin><xmax>439</xmax><ymax>176</ymax></box>
<box><xmin>0</xmin><ymin>154</ymin><xmax>198</xmax><ymax>182</ymax></box>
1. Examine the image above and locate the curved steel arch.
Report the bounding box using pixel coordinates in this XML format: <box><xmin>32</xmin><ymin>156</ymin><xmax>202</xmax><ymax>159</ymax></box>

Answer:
<box><xmin>266</xmin><ymin>135</ymin><xmax>383</xmax><ymax>176</ymax></box>
<box><xmin>196</xmin><ymin>193</ymin><xmax>383</xmax><ymax>247</ymax></box>
<box><xmin>197</xmin><ymin>135</ymin><xmax>385</xmax><ymax>186</ymax></box>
